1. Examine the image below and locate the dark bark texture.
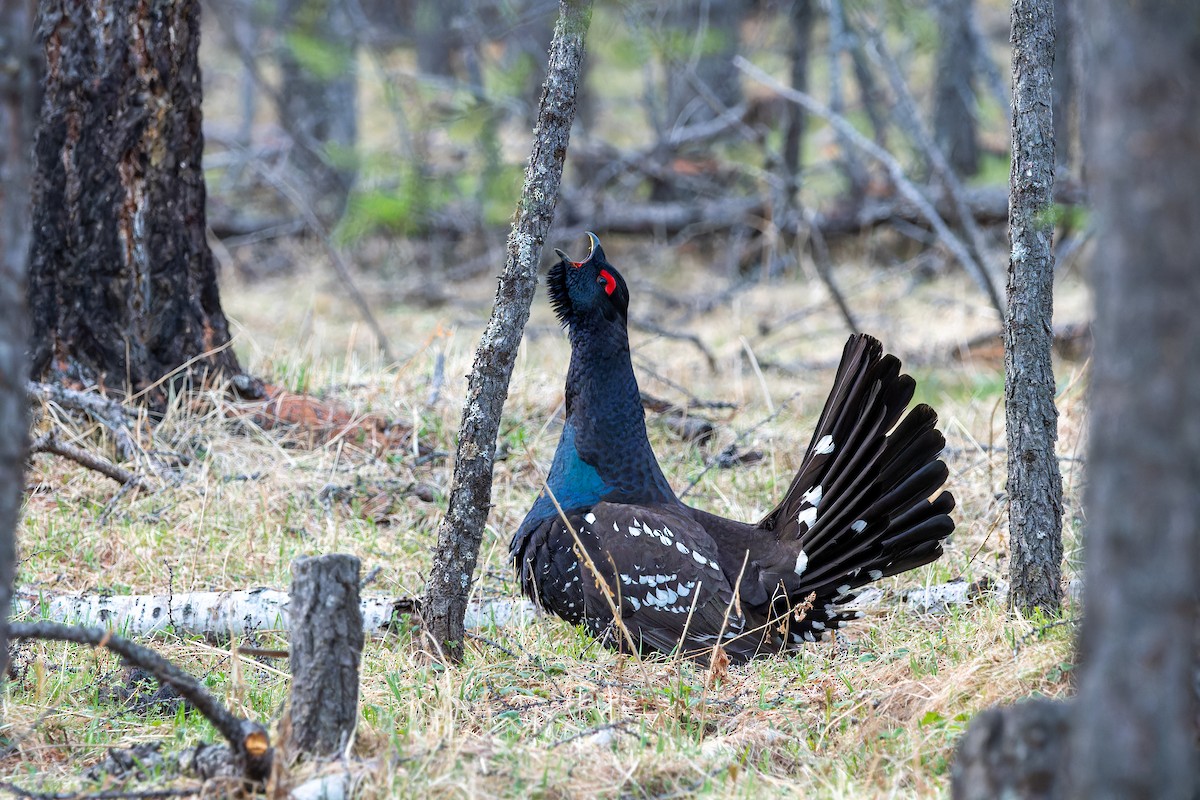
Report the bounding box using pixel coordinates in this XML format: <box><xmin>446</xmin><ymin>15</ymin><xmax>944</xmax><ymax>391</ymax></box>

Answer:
<box><xmin>1072</xmin><ymin>0</ymin><xmax>1200</xmax><ymax>796</ymax></box>
<box><xmin>0</xmin><ymin>0</ymin><xmax>38</xmax><ymax>680</ymax></box>
<box><xmin>933</xmin><ymin>0</ymin><xmax>980</xmax><ymax>176</ymax></box>
<box><xmin>277</xmin><ymin>0</ymin><xmax>359</xmax><ymax>223</ymax></box>
<box><xmin>1005</xmin><ymin>0</ymin><xmax>1063</xmax><ymax>615</ymax></box>
<box><xmin>423</xmin><ymin>0</ymin><xmax>592</xmax><ymax>662</ymax></box>
<box><xmin>952</xmin><ymin>698</ymin><xmax>1071</xmax><ymax>799</ymax></box>
<box><xmin>287</xmin><ymin>555</ymin><xmax>364</xmax><ymax>758</ymax></box>
<box><xmin>27</xmin><ymin>0</ymin><xmax>242</xmax><ymax>402</ymax></box>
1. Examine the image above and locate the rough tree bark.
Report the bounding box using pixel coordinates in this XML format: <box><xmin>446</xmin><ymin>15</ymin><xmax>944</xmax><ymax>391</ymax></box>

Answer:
<box><xmin>423</xmin><ymin>0</ymin><xmax>593</xmax><ymax>662</ymax></box>
<box><xmin>277</xmin><ymin>0</ymin><xmax>358</xmax><ymax>223</ymax></box>
<box><xmin>27</xmin><ymin>0</ymin><xmax>245</xmax><ymax>404</ymax></box>
<box><xmin>933</xmin><ymin>0</ymin><xmax>980</xmax><ymax>177</ymax></box>
<box><xmin>287</xmin><ymin>555</ymin><xmax>364</xmax><ymax>758</ymax></box>
<box><xmin>0</xmin><ymin>0</ymin><xmax>38</xmax><ymax>680</ymax></box>
<box><xmin>1071</xmin><ymin>0</ymin><xmax>1200</xmax><ymax>796</ymax></box>
<box><xmin>1005</xmin><ymin>0</ymin><xmax>1063</xmax><ymax>616</ymax></box>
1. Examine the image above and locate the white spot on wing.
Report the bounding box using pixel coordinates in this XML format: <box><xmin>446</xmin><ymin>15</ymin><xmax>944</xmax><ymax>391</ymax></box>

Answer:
<box><xmin>815</xmin><ymin>435</ymin><xmax>835</xmax><ymax>455</ymax></box>
<box><xmin>794</xmin><ymin>549</ymin><xmax>809</xmax><ymax>577</ymax></box>
<box><xmin>584</xmin><ymin>512</ymin><xmax>596</xmax><ymax>524</ymax></box>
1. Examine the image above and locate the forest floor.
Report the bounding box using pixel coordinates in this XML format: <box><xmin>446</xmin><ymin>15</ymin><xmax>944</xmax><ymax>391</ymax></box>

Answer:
<box><xmin>8</xmin><ymin>237</ymin><xmax>1088</xmax><ymax>798</ymax></box>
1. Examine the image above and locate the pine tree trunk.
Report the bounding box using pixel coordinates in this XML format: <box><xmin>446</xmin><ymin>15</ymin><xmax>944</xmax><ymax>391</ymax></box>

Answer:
<box><xmin>27</xmin><ymin>0</ymin><xmax>243</xmax><ymax>404</ymax></box>
<box><xmin>0</xmin><ymin>0</ymin><xmax>38</xmax><ymax>681</ymax></box>
<box><xmin>933</xmin><ymin>0</ymin><xmax>980</xmax><ymax>176</ymax></box>
<box><xmin>423</xmin><ymin>0</ymin><xmax>592</xmax><ymax>663</ymax></box>
<box><xmin>1005</xmin><ymin>0</ymin><xmax>1063</xmax><ymax>616</ymax></box>
<box><xmin>1072</xmin><ymin>0</ymin><xmax>1200</xmax><ymax>795</ymax></box>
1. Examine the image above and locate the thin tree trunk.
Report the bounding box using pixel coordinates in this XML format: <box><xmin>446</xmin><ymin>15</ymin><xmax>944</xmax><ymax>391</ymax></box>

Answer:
<box><xmin>423</xmin><ymin>0</ymin><xmax>593</xmax><ymax>662</ymax></box>
<box><xmin>783</xmin><ymin>0</ymin><xmax>813</xmax><ymax>195</ymax></box>
<box><xmin>27</xmin><ymin>0</ymin><xmax>244</xmax><ymax>404</ymax></box>
<box><xmin>277</xmin><ymin>0</ymin><xmax>359</xmax><ymax>223</ymax></box>
<box><xmin>0</xmin><ymin>0</ymin><xmax>37</xmax><ymax>680</ymax></box>
<box><xmin>933</xmin><ymin>0</ymin><xmax>981</xmax><ymax>176</ymax></box>
<box><xmin>1071</xmin><ymin>1</ymin><xmax>1200</xmax><ymax>796</ymax></box>
<box><xmin>1005</xmin><ymin>0</ymin><xmax>1063</xmax><ymax>616</ymax></box>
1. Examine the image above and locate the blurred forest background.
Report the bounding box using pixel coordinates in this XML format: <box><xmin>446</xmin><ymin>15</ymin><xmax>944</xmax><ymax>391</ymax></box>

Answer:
<box><xmin>197</xmin><ymin>0</ymin><xmax>1079</xmax><ymax>325</ymax></box>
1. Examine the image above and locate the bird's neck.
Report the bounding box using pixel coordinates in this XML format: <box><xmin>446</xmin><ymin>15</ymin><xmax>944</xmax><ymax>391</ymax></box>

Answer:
<box><xmin>535</xmin><ymin>320</ymin><xmax>676</xmax><ymax>518</ymax></box>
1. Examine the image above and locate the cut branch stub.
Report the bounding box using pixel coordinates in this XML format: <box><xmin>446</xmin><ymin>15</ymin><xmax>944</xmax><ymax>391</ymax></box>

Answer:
<box><xmin>287</xmin><ymin>554</ymin><xmax>364</xmax><ymax>758</ymax></box>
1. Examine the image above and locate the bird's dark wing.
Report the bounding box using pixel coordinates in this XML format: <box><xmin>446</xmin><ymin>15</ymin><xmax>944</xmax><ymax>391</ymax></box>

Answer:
<box><xmin>523</xmin><ymin>501</ymin><xmax>765</xmax><ymax>660</ymax></box>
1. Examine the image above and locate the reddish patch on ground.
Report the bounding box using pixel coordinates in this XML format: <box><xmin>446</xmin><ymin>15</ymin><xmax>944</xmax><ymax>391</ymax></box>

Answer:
<box><xmin>231</xmin><ymin>383</ymin><xmax>415</xmax><ymax>452</ymax></box>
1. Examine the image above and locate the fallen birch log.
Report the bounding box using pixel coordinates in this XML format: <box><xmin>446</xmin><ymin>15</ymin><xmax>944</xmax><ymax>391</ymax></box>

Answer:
<box><xmin>10</xmin><ymin>588</ymin><xmax>535</xmax><ymax>638</ymax></box>
<box><xmin>10</xmin><ymin>578</ymin><xmax>1009</xmax><ymax>642</ymax></box>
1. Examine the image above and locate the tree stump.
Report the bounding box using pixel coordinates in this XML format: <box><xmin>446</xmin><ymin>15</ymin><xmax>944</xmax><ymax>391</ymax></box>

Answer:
<box><xmin>951</xmin><ymin>697</ymin><xmax>1071</xmax><ymax>800</ymax></box>
<box><xmin>287</xmin><ymin>555</ymin><xmax>363</xmax><ymax>758</ymax></box>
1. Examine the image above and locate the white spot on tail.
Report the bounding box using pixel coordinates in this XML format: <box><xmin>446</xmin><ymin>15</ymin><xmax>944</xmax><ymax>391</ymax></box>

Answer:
<box><xmin>868</xmin><ymin>569</ymin><xmax>883</xmax><ymax>581</ymax></box>
<box><xmin>675</xmin><ymin>542</ymin><xmax>690</xmax><ymax>555</ymax></box>
<box><xmin>797</xmin><ymin>506</ymin><xmax>817</xmax><ymax>530</ymax></box>
<box><xmin>802</xmin><ymin>485</ymin><xmax>823</xmax><ymax>508</ymax></box>
<box><xmin>851</xmin><ymin>519</ymin><xmax>867</xmax><ymax>533</ymax></box>
<box><xmin>815</xmin><ymin>435</ymin><xmax>835</xmax><ymax>455</ymax></box>
<box><xmin>627</xmin><ymin>597</ymin><xmax>641</xmax><ymax>611</ymax></box>
<box><xmin>794</xmin><ymin>549</ymin><xmax>809</xmax><ymax>577</ymax></box>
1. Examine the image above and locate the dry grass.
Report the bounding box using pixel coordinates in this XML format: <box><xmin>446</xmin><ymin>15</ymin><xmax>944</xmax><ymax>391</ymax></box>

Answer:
<box><xmin>7</xmin><ymin>241</ymin><xmax>1088</xmax><ymax>798</ymax></box>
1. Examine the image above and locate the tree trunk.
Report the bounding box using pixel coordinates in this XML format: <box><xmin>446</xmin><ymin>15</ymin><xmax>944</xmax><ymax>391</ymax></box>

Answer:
<box><xmin>1072</xmin><ymin>0</ymin><xmax>1200</xmax><ymax>795</ymax></box>
<box><xmin>783</xmin><ymin>0</ymin><xmax>813</xmax><ymax>195</ymax></box>
<box><xmin>662</xmin><ymin>0</ymin><xmax>743</xmax><ymax>128</ymax></box>
<box><xmin>0</xmin><ymin>0</ymin><xmax>38</xmax><ymax>681</ymax></box>
<box><xmin>277</xmin><ymin>0</ymin><xmax>359</xmax><ymax>223</ymax></box>
<box><xmin>952</xmin><ymin>698</ymin><xmax>1072</xmax><ymax>799</ymax></box>
<box><xmin>423</xmin><ymin>0</ymin><xmax>592</xmax><ymax>663</ymax></box>
<box><xmin>27</xmin><ymin>0</ymin><xmax>244</xmax><ymax>404</ymax></box>
<box><xmin>1005</xmin><ymin>0</ymin><xmax>1063</xmax><ymax>616</ymax></box>
<box><xmin>933</xmin><ymin>0</ymin><xmax>980</xmax><ymax>177</ymax></box>
<box><xmin>1051</xmin><ymin>0</ymin><xmax>1074</xmax><ymax>171</ymax></box>
<box><xmin>287</xmin><ymin>555</ymin><xmax>364</xmax><ymax>758</ymax></box>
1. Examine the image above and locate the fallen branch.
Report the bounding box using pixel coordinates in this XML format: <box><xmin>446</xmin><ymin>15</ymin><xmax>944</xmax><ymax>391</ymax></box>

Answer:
<box><xmin>28</xmin><ymin>432</ymin><xmax>142</xmax><ymax>487</ymax></box>
<box><xmin>10</xmin><ymin>589</ymin><xmax>535</xmax><ymax>638</ymax></box>
<box><xmin>7</xmin><ymin>621</ymin><xmax>272</xmax><ymax>783</ymax></box>
<box><xmin>26</xmin><ymin>381</ymin><xmax>141</xmax><ymax>464</ymax></box>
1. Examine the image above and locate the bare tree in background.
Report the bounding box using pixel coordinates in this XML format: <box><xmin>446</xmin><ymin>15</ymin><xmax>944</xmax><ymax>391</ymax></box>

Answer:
<box><xmin>423</xmin><ymin>0</ymin><xmax>593</xmax><ymax>662</ymax></box>
<box><xmin>278</xmin><ymin>0</ymin><xmax>359</xmax><ymax>223</ymax></box>
<box><xmin>27</xmin><ymin>0</ymin><xmax>247</xmax><ymax>404</ymax></box>
<box><xmin>0</xmin><ymin>0</ymin><xmax>37</xmax><ymax>678</ymax></box>
<box><xmin>1071</xmin><ymin>0</ymin><xmax>1200</xmax><ymax>794</ymax></box>
<box><xmin>662</xmin><ymin>0</ymin><xmax>743</xmax><ymax>129</ymax></box>
<box><xmin>933</xmin><ymin>0</ymin><xmax>981</xmax><ymax>177</ymax></box>
<box><xmin>783</xmin><ymin>0</ymin><xmax>814</xmax><ymax>196</ymax></box>
<box><xmin>1005</xmin><ymin>0</ymin><xmax>1063</xmax><ymax>616</ymax></box>
<box><xmin>1051</xmin><ymin>0</ymin><xmax>1074</xmax><ymax>170</ymax></box>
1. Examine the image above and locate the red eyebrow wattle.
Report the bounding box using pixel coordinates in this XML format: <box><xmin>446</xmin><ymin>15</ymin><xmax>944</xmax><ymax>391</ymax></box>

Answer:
<box><xmin>599</xmin><ymin>269</ymin><xmax>617</xmax><ymax>295</ymax></box>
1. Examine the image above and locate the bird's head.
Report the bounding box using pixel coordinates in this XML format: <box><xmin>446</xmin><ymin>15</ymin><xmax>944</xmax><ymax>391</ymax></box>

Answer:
<box><xmin>546</xmin><ymin>232</ymin><xmax>630</xmax><ymax>328</ymax></box>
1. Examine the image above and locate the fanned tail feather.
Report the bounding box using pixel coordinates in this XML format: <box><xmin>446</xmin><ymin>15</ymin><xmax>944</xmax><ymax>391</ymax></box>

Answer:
<box><xmin>760</xmin><ymin>333</ymin><xmax>956</xmax><ymax>635</ymax></box>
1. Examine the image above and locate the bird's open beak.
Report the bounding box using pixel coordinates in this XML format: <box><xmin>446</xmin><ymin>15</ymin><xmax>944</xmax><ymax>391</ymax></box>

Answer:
<box><xmin>555</xmin><ymin>232</ymin><xmax>601</xmax><ymax>268</ymax></box>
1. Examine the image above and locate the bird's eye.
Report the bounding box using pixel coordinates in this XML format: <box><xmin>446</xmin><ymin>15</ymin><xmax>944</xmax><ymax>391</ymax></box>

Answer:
<box><xmin>598</xmin><ymin>269</ymin><xmax>617</xmax><ymax>296</ymax></box>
